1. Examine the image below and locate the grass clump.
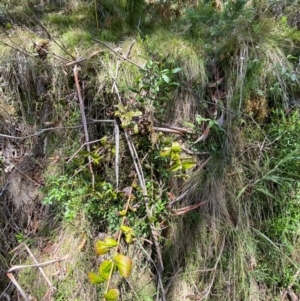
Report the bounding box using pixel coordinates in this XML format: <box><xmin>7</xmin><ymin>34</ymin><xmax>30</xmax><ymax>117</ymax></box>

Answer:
<box><xmin>144</xmin><ymin>30</ymin><xmax>207</xmax><ymax>85</ymax></box>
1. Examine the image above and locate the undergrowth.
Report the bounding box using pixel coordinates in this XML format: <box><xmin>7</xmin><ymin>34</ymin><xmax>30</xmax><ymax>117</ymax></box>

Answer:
<box><xmin>1</xmin><ymin>1</ymin><xmax>300</xmax><ymax>301</ymax></box>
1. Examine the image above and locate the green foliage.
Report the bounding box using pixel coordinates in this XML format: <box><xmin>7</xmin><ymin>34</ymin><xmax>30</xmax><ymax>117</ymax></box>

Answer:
<box><xmin>89</xmin><ymin>185</ymin><xmax>134</xmax><ymax>300</ymax></box>
<box><xmin>132</xmin><ymin>60</ymin><xmax>181</xmax><ymax>118</ymax></box>
<box><xmin>42</xmin><ymin>175</ymin><xmax>118</xmax><ymax>221</ymax></box>
<box><xmin>250</xmin><ymin>109</ymin><xmax>300</xmax><ymax>292</ymax></box>
<box><xmin>184</xmin><ymin>0</ymin><xmax>254</xmax><ymax>43</ymax></box>
<box><xmin>160</xmin><ymin>141</ymin><xmax>196</xmax><ymax>174</ymax></box>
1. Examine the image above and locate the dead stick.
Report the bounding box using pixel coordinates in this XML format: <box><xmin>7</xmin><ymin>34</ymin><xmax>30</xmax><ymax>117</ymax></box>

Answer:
<box><xmin>7</xmin><ymin>273</ymin><xmax>29</xmax><ymax>301</ymax></box>
<box><xmin>23</xmin><ymin>244</ymin><xmax>52</xmax><ymax>288</ymax></box>
<box><xmin>8</xmin><ymin>256</ymin><xmax>68</xmax><ymax>273</ymax></box>
<box><xmin>74</xmin><ymin>65</ymin><xmax>95</xmax><ymax>188</ymax></box>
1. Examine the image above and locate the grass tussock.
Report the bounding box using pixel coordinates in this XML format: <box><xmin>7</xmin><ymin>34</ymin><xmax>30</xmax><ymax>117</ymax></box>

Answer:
<box><xmin>145</xmin><ymin>30</ymin><xmax>207</xmax><ymax>84</ymax></box>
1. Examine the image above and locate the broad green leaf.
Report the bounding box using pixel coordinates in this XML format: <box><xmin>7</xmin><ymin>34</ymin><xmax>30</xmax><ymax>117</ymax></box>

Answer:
<box><xmin>171</xmin><ymin>142</ymin><xmax>181</xmax><ymax>153</ymax></box>
<box><xmin>143</xmin><ymin>297</ymin><xmax>154</xmax><ymax>301</ymax></box>
<box><xmin>162</xmin><ymin>74</ymin><xmax>170</xmax><ymax>83</ymax></box>
<box><xmin>114</xmin><ymin>254</ymin><xmax>132</xmax><ymax>278</ymax></box>
<box><xmin>88</xmin><ymin>272</ymin><xmax>106</xmax><ymax>284</ymax></box>
<box><xmin>104</xmin><ymin>288</ymin><xmax>120</xmax><ymax>301</ymax></box>
<box><xmin>171</xmin><ymin>67</ymin><xmax>182</xmax><ymax>73</ymax></box>
<box><xmin>99</xmin><ymin>260</ymin><xmax>113</xmax><ymax>280</ymax></box>
<box><xmin>120</xmin><ymin>225</ymin><xmax>133</xmax><ymax>233</ymax></box>
<box><xmin>90</xmin><ymin>153</ymin><xmax>102</xmax><ymax>161</ymax></box>
<box><xmin>182</xmin><ymin>161</ymin><xmax>196</xmax><ymax>170</ymax></box>
<box><xmin>95</xmin><ymin>238</ymin><xmax>118</xmax><ymax>255</ymax></box>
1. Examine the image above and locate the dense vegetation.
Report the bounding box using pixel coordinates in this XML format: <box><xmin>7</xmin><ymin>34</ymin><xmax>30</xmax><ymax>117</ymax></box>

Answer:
<box><xmin>0</xmin><ymin>0</ymin><xmax>300</xmax><ymax>300</ymax></box>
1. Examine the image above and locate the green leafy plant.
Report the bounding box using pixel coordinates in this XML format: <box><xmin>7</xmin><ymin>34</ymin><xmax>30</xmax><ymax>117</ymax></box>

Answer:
<box><xmin>160</xmin><ymin>141</ymin><xmax>196</xmax><ymax>174</ymax></box>
<box><xmin>131</xmin><ymin>60</ymin><xmax>181</xmax><ymax>118</ymax></box>
<box><xmin>42</xmin><ymin>175</ymin><xmax>118</xmax><ymax>221</ymax></box>
<box><xmin>89</xmin><ymin>185</ymin><xmax>136</xmax><ymax>300</ymax></box>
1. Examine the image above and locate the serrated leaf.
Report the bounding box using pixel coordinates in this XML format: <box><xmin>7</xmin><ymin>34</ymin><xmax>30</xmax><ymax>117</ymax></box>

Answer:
<box><xmin>99</xmin><ymin>260</ymin><xmax>113</xmax><ymax>280</ymax></box>
<box><xmin>114</xmin><ymin>254</ymin><xmax>132</xmax><ymax>278</ymax></box>
<box><xmin>95</xmin><ymin>238</ymin><xmax>118</xmax><ymax>255</ymax></box>
<box><xmin>88</xmin><ymin>272</ymin><xmax>106</xmax><ymax>284</ymax></box>
<box><xmin>104</xmin><ymin>288</ymin><xmax>120</xmax><ymax>301</ymax></box>
<box><xmin>171</xmin><ymin>67</ymin><xmax>182</xmax><ymax>73</ymax></box>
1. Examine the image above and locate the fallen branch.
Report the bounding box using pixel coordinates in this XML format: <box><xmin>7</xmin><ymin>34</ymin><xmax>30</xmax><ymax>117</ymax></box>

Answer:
<box><xmin>6</xmin><ymin>273</ymin><xmax>29</xmax><ymax>301</ymax></box>
<box><xmin>7</xmin><ymin>243</ymin><xmax>68</xmax><ymax>301</ymax></box>
<box><xmin>153</xmin><ymin>126</ymin><xmax>184</xmax><ymax>135</ymax></box>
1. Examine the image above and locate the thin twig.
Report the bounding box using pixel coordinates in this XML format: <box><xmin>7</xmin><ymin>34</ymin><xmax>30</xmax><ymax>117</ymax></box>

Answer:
<box><xmin>7</xmin><ymin>244</ymin><xmax>68</xmax><ymax>301</ymax></box>
<box><xmin>0</xmin><ymin>39</ymin><xmax>34</xmax><ymax>58</ymax></box>
<box><xmin>67</xmin><ymin>138</ymin><xmax>103</xmax><ymax>164</ymax></box>
<box><xmin>31</xmin><ymin>16</ymin><xmax>75</xmax><ymax>60</ymax></box>
<box><xmin>0</xmin><ymin>125</ymin><xmax>83</xmax><ymax>140</ymax></box>
<box><xmin>125</xmin><ymin>39</ymin><xmax>136</xmax><ymax>58</ymax></box>
<box><xmin>32</xmin><ymin>42</ymin><xmax>72</xmax><ymax>62</ymax></box>
<box><xmin>114</xmin><ymin>121</ymin><xmax>120</xmax><ymax>190</ymax></box>
<box><xmin>94</xmin><ymin>0</ymin><xmax>99</xmax><ymax>31</ymax></box>
<box><xmin>164</xmin><ymin>268</ymin><xmax>183</xmax><ymax>294</ymax></box>
<box><xmin>7</xmin><ymin>256</ymin><xmax>68</xmax><ymax>273</ymax></box>
<box><xmin>0</xmin><ymin>291</ymin><xmax>10</xmax><ymax>301</ymax></box>
<box><xmin>93</xmin><ymin>39</ymin><xmax>141</xmax><ymax>69</ymax></box>
<box><xmin>13</xmin><ymin>166</ymin><xmax>41</xmax><ymax>187</ymax></box>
